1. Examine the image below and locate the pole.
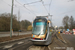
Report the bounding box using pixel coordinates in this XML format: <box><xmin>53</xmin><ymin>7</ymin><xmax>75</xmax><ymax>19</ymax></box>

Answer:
<box><xmin>10</xmin><ymin>0</ymin><xmax>14</xmax><ymax>38</ymax></box>
<box><xmin>48</xmin><ymin>14</ymin><xmax>52</xmax><ymax>27</ymax></box>
<box><xmin>18</xmin><ymin>8</ymin><xmax>20</xmax><ymax>36</ymax></box>
<box><xmin>50</xmin><ymin>15</ymin><xmax>52</xmax><ymax>26</ymax></box>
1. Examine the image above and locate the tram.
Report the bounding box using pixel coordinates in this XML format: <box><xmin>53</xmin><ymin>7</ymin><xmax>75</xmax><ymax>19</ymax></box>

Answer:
<box><xmin>31</xmin><ymin>16</ymin><xmax>54</xmax><ymax>45</ymax></box>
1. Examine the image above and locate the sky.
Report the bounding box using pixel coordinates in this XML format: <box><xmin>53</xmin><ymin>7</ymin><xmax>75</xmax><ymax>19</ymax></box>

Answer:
<box><xmin>0</xmin><ymin>0</ymin><xmax>75</xmax><ymax>27</ymax></box>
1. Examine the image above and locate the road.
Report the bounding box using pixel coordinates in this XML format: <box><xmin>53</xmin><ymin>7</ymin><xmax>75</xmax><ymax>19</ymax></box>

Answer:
<box><xmin>0</xmin><ymin>33</ymin><xmax>75</xmax><ymax>50</ymax></box>
<box><xmin>61</xmin><ymin>34</ymin><xmax>75</xmax><ymax>47</ymax></box>
<box><xmin>0</xmin><ymin>32</ymin><xmax>31</xmax><ymax>37</ymax></box>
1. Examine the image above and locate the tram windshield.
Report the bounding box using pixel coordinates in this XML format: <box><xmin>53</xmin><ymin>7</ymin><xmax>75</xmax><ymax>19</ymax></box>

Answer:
<box><xmin>32</xmin><ymin>22</ymin><xmax>47</xmax><ymax>35</ymax></box>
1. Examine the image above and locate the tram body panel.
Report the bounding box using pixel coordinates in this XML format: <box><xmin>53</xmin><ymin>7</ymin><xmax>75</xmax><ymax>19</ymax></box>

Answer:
<box><xmin>31</xmin><ymin>32</ymin><xmax>52</xmax><ymax>45</ymax></box>
<box><xmin>31</xmin><ymin>27</ymin><xmax>52</xmax><ymax>45</ymax></box>
<box><xmin>32</xmin><ymin>32</ymin><xmax>46</xmax><ymax>39</ymax></box>
<box><xmin>31</xmin><ymin>17</ymin><xmax>53</xmax><ymax>45</ymax></box>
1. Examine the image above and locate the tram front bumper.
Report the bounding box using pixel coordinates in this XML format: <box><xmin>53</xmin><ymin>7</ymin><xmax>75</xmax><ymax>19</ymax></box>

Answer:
<box><xmin>31</xmin><ymin>39</ymin><xmax>48</xmax><ymax>45</ymax></box>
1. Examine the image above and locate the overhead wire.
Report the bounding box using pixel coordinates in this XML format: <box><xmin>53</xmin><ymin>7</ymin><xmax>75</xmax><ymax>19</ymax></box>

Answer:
<box><xmin>48</xmin><ymin>0</ymin><xmax>52</xmax><ymax>23</ymax></box>
<box><xmin>41</xmin><ymin>0</ymin><xmax>49</xmax><ymax>15</ymax></box>
<box><xmin>1</xmin><ymin>0</ymin><xmax>11</xmax><ymax>6</ymax></box>
<box><xmin>23</xmin><ymin>0</ymin><xmax>42</xmax><ymax>15</ymax></box>
<box><xmin>1</xmin><ymin>0</ymin><xmax>50</xmax><ymax>16</ymax></box>
<box><xmin>1</xmin><ymin>0</ymin><xmax>24</xmax><ymax>13</ymax></box>
<box><xmin>1</xmin><ymin>0</ymin><xmax>36</xmax><ymax>16</ymax></box>
<box><xmin>57</xmin><ymin>10</ymin><xmax>75</xmax><ymax>15</ymax></box>
<box><xmin>49</xmin><ymin>0</ymin><xmax>52</xmax><ymax>15</ymax></box>
<box><xmin>24</xmin><ymin>0</ymin><xmax>41</xmax><ymax>5</ymax></box>
<box><xmin>1</xmin><ymin>0</ymin><xmax>19</xmax><ymax>8</ymax></box>
<box><xmin>15</xmin><ymin>0</ymin><xmax>22</xmax><ymax>6</ymax></box>
<box><xmin>15</xmin><ymin>0</ymin><xmax>36</xmax><ymax>16</ymax></box>
<box><xmin>23</xmin><ymin>5</ymin><xmax>36</xmax><ymax>16</ymax></box>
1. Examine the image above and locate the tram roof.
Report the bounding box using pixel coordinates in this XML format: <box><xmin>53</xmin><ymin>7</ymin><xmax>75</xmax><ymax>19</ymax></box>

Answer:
<box><xmin>36</xmin><ymin>16</ymin><xmax>48</xmax><ymax>18</ymax></box>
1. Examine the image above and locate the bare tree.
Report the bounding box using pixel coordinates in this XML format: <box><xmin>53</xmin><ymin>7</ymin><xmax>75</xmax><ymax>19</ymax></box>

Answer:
<box><xmin>62</xmin><ymin>16</ymin><xmax>69</xmax><ymax>29</ymax></box>
<box><xmin>73</xmin><ymin>21</ymin><xmax>75</xmax><ymax>29</ymax></box>
<box><xmin>20</xmin><ymin>20</ymin><xmax>31</xmax><ymax>31</ymax></box>
<box><xmin>0</xmin><ymin>13</ymin><xmax>19</xmax><ymax>31</ymax></box>
<box><xmin>59</xmin><ymin>26</ymin><xmax>64</xmax><ymax>29</ymax></box>
<box><xmin>69</xmin><ymin>16</ymin><xmax>74</xmax><ymax>30</ymax></box>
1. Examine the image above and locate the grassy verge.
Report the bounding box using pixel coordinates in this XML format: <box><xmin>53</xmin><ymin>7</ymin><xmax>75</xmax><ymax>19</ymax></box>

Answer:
<box><xmin>0</xmin><ymin>31</ymin><xmax>31</xmax><ymax>34</ymax></box>
<box><xmin>0</xmin><ymin>34</ymin><xmax>31</xmax><ymax>42</ymax></box>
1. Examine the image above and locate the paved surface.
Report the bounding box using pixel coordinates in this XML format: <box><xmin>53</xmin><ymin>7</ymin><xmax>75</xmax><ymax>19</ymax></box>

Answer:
<box><xmin>61</xmin><ymin>34</ymin><xmax>75</xmax><ymax>47</ymax></box>
<box><xmin>0</xmin><ymin>37</ymin><xmax>32</xmax><ymax>50</ymax></box>
<box><xmin>0</xmin><ymin>33</ymin><xmax>75</xmax><ymax>50</ymax></box>
<box><xmin>0</xmin><ymin>32</ymin><xmax>31</xmax><ymax>37</ymax></box>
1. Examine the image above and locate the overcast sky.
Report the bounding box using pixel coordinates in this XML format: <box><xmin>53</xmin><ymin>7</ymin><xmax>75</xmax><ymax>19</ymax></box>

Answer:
<box><xmin>0</xmin><ymin>0</ymin><xmax>75</xmax><ymax>27</ymax></box>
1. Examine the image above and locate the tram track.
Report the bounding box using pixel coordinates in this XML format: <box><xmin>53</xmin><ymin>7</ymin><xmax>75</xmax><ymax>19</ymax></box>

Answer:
<box><xmin>0</xmin><ymin>33</ymin><xmax>67</xmax><ymax>50</ymax></box>
<box><xmin>27</xmin><ymin>45</ymin><xmax>49</xmax><ymax>50</ymax></box>
<box><xmin>0</xmin><ymin>37</ymin><xmax>32</xmax><ymax>50</ymax></box>
<box><xmin>10</xmin><ymin>41</ymin><xmax>33</xmax><ymax>50</ymax></box>
<box><xmin>0</xmin><ymin>37</ymin><xmax>31</xmax><ymax>47</ymax></box>
<box><xmin>27</xmin><ymin>33</ymin><xmax>65</xmax><ymax>50</ymax></box>
<box><xmin>0</xmin><ymin>37</ymin><xmax>50</xmax><ymax>50</ymax></box>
